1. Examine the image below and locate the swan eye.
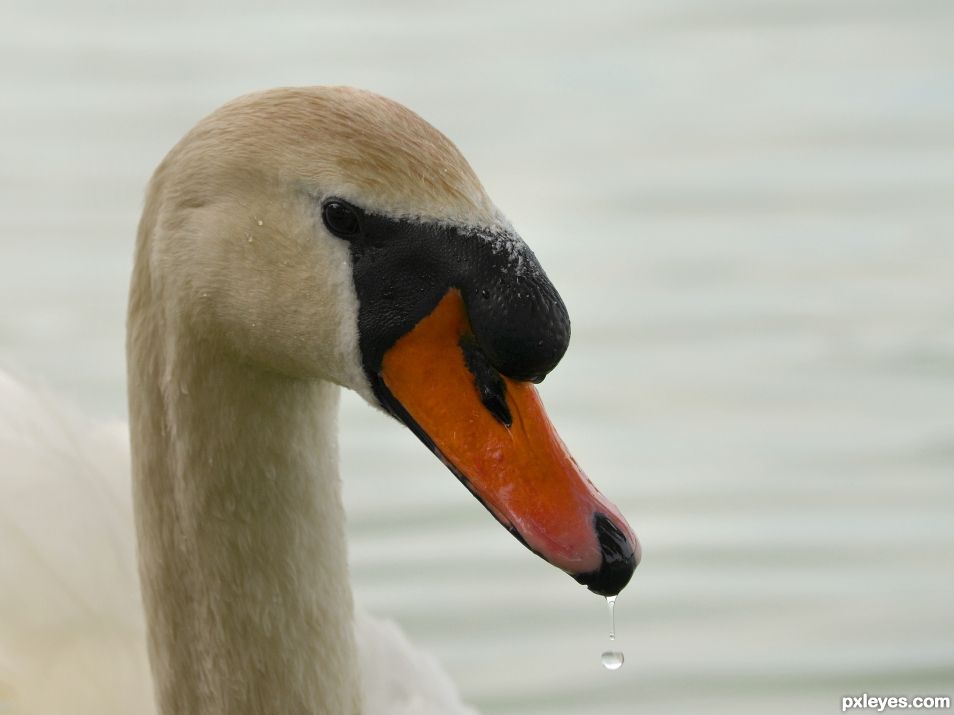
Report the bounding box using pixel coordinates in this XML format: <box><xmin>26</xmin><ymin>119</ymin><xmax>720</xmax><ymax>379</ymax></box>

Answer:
<box><xmin>321</xmin><ymin>200</ymin><xmax>361</xmax><ymax>238</ymax></box>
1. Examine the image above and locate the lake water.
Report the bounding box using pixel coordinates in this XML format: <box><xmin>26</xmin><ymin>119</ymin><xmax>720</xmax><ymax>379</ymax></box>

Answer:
<box><xmin>1</xmin><ymin>1</ymin><xmax>953</xmax><ymax>713</ymax></box>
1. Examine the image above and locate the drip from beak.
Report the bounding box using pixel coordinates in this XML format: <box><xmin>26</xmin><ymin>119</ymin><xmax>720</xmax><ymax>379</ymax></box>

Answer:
<box><xmin>374</xmin><ymin>289</ymin><xmax>640</xmax><ymax>596</ymax></box>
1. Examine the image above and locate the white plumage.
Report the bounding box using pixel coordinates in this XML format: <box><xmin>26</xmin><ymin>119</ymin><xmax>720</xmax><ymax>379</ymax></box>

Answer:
<box><xmin>0</xmin><ymin>369</ymin><xmax>477</xmax><ymax>715</ymax></box>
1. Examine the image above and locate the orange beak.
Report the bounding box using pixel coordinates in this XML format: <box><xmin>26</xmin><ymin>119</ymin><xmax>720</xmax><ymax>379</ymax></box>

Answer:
<box><xmin>378</xmin><ymin>289</ymin><xmax>640</xmax><ymax>596</ymax></box>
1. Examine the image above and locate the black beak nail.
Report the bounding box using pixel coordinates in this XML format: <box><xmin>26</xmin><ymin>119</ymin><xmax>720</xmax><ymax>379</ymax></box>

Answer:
<box><xmin>572</xmin><ymin>513</ymin><xmax>639</xmax><ymax>597</ymax></box>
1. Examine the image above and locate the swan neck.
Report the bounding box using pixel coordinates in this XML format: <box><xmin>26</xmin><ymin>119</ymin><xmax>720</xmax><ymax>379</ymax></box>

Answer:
<box><xmin>128</xmin><ymin>330</ymin><xmax>360</xmax><ymax>715</ymax></box>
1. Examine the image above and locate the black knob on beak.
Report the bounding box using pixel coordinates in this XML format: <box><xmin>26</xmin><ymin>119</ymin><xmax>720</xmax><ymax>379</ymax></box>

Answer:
<box><xmin>462</xmin><ymin>233</ymin><xmax>571</xmax><ymax>383</ymax></box>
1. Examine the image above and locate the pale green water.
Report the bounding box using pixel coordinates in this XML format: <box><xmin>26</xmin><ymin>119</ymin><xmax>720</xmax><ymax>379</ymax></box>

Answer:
<box><xmin>1</xmin><ymin>1</ymin><xmax>953</xmax><ymax>713</ymax></box>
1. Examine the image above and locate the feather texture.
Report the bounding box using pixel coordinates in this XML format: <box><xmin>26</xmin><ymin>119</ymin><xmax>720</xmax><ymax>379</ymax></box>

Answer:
<box><xmin>0</xmin><ymin>370</ymin><xmax>478</xmax><ymax>715</ymax></box>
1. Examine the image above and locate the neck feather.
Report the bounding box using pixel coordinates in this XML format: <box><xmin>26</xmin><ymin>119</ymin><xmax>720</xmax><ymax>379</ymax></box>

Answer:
<box><xmin>128</xmin><ymin>315</ymin><xmax>360</xmax><ymax>715</ymax></box>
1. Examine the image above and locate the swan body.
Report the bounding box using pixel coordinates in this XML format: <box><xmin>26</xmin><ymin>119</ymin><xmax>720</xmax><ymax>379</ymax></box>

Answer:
<box><xmin>3</xmin><ymin>87</ymin><xmax>638</xmax><ymax>714</ymax></box>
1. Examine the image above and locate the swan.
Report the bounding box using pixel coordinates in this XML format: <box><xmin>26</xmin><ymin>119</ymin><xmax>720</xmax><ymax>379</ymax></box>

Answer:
<box><xmin>1</xmin><ymin>86</ymin><xmax>639</xmax><ymax>715</ymax></box>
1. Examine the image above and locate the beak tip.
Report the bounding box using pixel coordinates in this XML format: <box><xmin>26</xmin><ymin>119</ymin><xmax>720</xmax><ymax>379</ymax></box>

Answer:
<box><xmin>572</xmin><ymin>513</ymin><xmax>640</xmax><ymax>598</ymax></box>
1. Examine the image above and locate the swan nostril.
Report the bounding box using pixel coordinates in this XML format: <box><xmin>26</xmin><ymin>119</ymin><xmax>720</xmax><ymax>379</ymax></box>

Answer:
<box><xmin>459</xmin><ymin>335</ymin><xmax>512</xmax><ymax>428</ymax></box>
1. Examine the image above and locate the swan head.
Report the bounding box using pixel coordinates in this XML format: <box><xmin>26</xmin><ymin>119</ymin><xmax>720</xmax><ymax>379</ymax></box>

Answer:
<box><xmin>140</xmin><ymin>86</ymin><xmax>639</xmax><ymax>597</ymax></box>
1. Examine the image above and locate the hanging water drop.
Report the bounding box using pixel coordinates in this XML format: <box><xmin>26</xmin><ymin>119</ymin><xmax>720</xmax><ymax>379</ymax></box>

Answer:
<box><xmin>600</xmin><ymin>650</ymin><xmax>624</xmax><ymax>670</ymax></box>
<box><xmin>600</xmin><ymin>595</ymin><xmax>624</xmax><ymax>670</ymax></box>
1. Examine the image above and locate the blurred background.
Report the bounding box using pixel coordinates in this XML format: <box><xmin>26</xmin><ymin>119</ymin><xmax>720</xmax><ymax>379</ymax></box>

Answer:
<box><xmin>1</xmin><ymin>0</ymin><xmax>953</xmax><ymax>713</ymax></box>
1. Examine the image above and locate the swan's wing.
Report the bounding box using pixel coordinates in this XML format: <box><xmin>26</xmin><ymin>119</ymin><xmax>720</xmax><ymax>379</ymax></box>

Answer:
<box><xmin>0</xmin><ymin>369</ymin><xmax>155</xmax><ymax>715</ymax></box>
<box><xmin>355</xmin><ymin>609</ymin><xmax>479</xmax><ymax>715</ymax></box>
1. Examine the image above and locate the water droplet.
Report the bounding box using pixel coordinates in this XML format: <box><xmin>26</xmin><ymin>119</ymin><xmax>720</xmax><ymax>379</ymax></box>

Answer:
<box><xmin>601</xmin><ymin>651</ymin><xmax>624</xmax><ymax>671</ymax></box>
<box><xmin>600</xmin><ymin>595</ymin><xmax>624</xmax><ymax>670</ymax></box>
